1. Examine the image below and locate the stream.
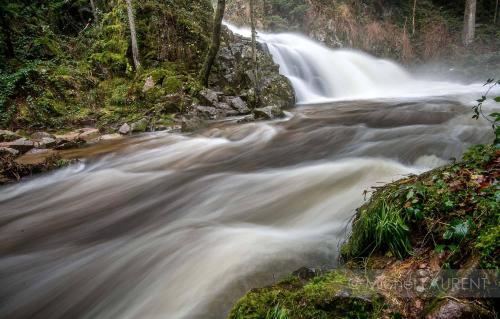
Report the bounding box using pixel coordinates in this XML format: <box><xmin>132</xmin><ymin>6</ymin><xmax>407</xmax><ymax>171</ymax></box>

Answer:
<box><xmin>0</xmin><ymin>26</ymin><xmax>498</xmax><ymax>319</ymax></box>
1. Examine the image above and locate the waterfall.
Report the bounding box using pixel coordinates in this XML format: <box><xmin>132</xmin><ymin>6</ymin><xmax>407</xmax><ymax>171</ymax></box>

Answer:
<box><xmin>223</xmin><ymin>22</ymin><xmax>485</xmax><ymax>104</ymax></box>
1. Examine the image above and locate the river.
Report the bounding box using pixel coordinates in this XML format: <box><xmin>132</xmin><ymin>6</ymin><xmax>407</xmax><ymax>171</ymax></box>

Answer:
<box><xmin>0</xmin><ymin>26</ymin><xmax>497</xmax><ymax>319</ymax></box>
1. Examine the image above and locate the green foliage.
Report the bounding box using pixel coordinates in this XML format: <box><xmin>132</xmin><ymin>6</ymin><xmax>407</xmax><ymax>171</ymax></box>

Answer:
<box><xmin>0</xmin><ymin>61</ymin><xmax>40</xmax><ymax>126</ymax></box>
<box><xmin>473</xmin><ymin>79</ymin><xmax>500</xmax><ymax>145</ymax></box>
<box><xmin>442</xmin><ymin>218</ymin><xmax>474</xmax><ymax>240</ymax></box>
<box><xmin>136</xmin><ymin>0</ymin><xmax>212</xmax><ymax>68</ymax></box>
<box><xmin>263</xmin><ymin>0</ymin><xmax>309</xmax><ymax>31</ymax></box>
<box><xmin>475</xmin><ymin>224</ymin><xmax>500</xmax><ymax>270</ymax></box>
<box><xmin>0</xmin><ymin>0</ymin><xmax>214</xmax><ymax>130</ymax></box>
<box><xmin>343</xmin><ymin>201</ymin><xmax>412</xmax><ymax>260</ymax></box>
<box><xmin>90</xmin><ymin>4</ymin><xmax>129</xmax><ymax>76</ymax></box>
<box><xmin>266</xmin><ymin>304</ymin><xmax>289</xmax><ymax>319</ymax></box>
<box><xmin>342</xmin><ymin>144</ymin><xmax>499</xmax><ymax>269</ymax></box>
<box><xmin>229</xmin><ymin>271</ymin><xmax>384</xmax><ymax>319</ymax></box>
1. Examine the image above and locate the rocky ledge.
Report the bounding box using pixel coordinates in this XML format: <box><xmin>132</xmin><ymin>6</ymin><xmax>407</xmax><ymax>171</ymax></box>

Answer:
<box><xmin>181</xmin><ymin>27</ymin><xmax>295</xmax><ymax>132</ymax></box>
<box><xmin>0</xmin><ymin>128</ymin><xmax>122</xmax><ymax>184</ymax></box>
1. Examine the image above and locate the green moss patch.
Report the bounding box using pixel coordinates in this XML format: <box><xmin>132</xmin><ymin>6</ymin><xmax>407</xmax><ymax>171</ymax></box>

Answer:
<box><xmin>229</xmin><ymin>270</ymin><xmax>386</xmax><ymax>319</ymax></box>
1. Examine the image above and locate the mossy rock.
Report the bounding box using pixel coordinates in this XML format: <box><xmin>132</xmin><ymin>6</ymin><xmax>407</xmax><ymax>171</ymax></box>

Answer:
<box><xmin>228</xmin><ymin>269</ymin><xmax>385</xmax><ymax>319</ymax></box>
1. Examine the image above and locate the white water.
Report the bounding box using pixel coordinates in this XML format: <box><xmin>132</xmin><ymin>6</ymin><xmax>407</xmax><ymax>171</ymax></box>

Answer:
<box><xmin>224</xmin><ymin>22</ymin><xmax>488</xmax><ymax>103</ymax></box>
<box><xmin>1</xmin><ymin>24</ymin><xmax>499</xmax><ymax>319</ymax></box>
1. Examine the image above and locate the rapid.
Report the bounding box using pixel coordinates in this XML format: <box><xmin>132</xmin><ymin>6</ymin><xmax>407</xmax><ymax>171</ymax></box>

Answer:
<box><xmin>0</xmin><ymin>24</ymin><xmax>498</xmax><ymax>319</ymax></box>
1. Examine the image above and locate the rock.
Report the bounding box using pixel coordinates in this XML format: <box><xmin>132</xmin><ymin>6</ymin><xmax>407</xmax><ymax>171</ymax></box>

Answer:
<box><xmin>0</xmin><ymin>130</ymin><xmax>21</xmax><ymax>142</ymax></box>
<box><xmin>253</xmin><ymin>105</ymin><xmax>284</xmax><ymax>120</ymax></box>
<box><xmin>210</xmin><ymin>28</ymin><xmax>295</xmax><ymax>113</ymax></box>
<box><xmin>55</xmin><ymin>131</ymin><xmax>80</xmax><ymax>142</ymax></box>
<box><xmin>425</xmin><ymin>299</ymin><xmax>493</xmax><ymax>319</ymax></box>
<box><xmin>118</xmin><ymin>123</ymin><xmax>131</xmax><ymax>135</ymax></box>
<box><xmin>237</xmin><ymin>114</ymin><xmax>255</xmax><ymax>123</ymax></box>
<box><xmin>143</xmin><ymin>75</ymin><xmax>155</xmax><ymax>92</ymax></box>
<box><xmin>216</xmin><ymin>102</ymin><xmax>240</xmax><ymax>116</ymax></box>
<box><xmin>54</xmin><ymin>130</ymin><xmax>86</xmax><ymax>150</ymax></box>
<box><xmin>194</xmin><ymin>105</ymin><xmax>223</xmax><ymax>120</ymax></box>
<box><xmin>78</xmin><ymin>128</ymin><xmax>100</xmax><ymax>142</ymax></box>
<box><xmin>31</xmin><ymin>131</ymin><xmax>55</xmax><ymax>141</ymax></box>
<box><xmin>0</xmin><ymin>138</ymin><xmax>35</xmax><ymax>154</ymax></box>
<box><xmin>181</xmin><ymin>116</ymin><xmax>206</xmax><ymax>132</ymax></box>
<box><xmin>54</xmin><ymin>139</ymin><xmax>80</xmax><ymax>150</ymax></box>
<box><xmin>37</xmin><ymin>137</ymin><xmax>57</xmax><ymax>148</ymax></box>
<box><xmin>131</xmin><ymin>118</ymin><xmax>149</xmax><ymax>132</ymax></box>
<box><xmin>199</xmin><ymin>89</ymin><xmax>219</xmax><ymax>106</ymax></box>
<box><xmin>0</xmin><ymin>147</ymin><xmax>19</xmax><ymax>157</ymax></box>
<box><xmin>229</xmin><ymin>97</ymin><xmax>251</xmax><ymax>114</ymax></box>
<box><xmin>292</xmin><ymin>267</ymin><xmax>320</xmax><ymax>281</ymax></box>
<box><xmin>100</xmin><ymin>134</ymin><xmax>122</xmax><ymax>141</ymax></box>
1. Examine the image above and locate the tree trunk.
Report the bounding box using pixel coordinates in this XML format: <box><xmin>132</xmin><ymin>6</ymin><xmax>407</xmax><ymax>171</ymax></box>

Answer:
<box><xmin>125</xmin><ymin>0</ymin><xmax>141</xmax><ymax>71</ymax></box>
<box><xmin>90</xmin><ymin>0</ymin><xmax>98</xmax><ymax>22</ymax></box>
<box><xmin>250</xmin><ymin>0</ymin><xmax>259</xmax><ymax>105</ymax></box>
<box><xmin>463</xmin><ymin>0</ymin><xmax>476</xmax><ymax>47</ymax></box>
<box><xmin>411</xmin><ymin>0</ymin><xmax>417</xmax><ymax>35</ymax></box>
<box><xmin>494</xmin><ymin>0</ymin><xmax>499</xmax><ymax>25</ymax></box>
<box><xmin>0</xmin><ymin>8</ymin><xmax>14</xmax><ymax>58</ymax></box>
<box><xmin>199</xmin><ymin>0</ymin><xmax>225</xmax><ymax>87</ymax></box>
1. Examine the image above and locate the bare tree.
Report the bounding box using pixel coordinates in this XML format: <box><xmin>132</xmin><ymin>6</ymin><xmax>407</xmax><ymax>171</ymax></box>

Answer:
<box><xmin>249</xmin><ymin>0</ymin><xmax>259</xmax><ymax>105</ymax></box>
<box><xmin>125</xmin><ymin>0</ymin><xmax>141</xmax><ymax>71</ymax></box>
<box><xmin>495</xmin><ymin>0</ymin><xmax>499</xmax><ymax>25</ymax></box>
<box><xmin>90</xmin><ymin>0</ymin><xmax>98</xmax><ymax>22</ymax></box>
<box><xmin>411</xmin><ymin>0</ymin><xmax>417</xmax><ymax>35</ymax></box>
<box><xmin>199</xmin><ymin>0</ymin><xmax>226</xmax><ymax>87</ymax></box>
<box><xmin>463</xmin><ymin>0</ymin><xmax>477</xmax><ymax>46</ymax></box>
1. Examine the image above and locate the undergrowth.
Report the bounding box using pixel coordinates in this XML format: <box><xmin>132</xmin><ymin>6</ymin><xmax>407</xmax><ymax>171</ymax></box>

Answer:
<box><xmin>341</xmin><ymin>144</ymin><xmax>499</xmax><ymax>271</ymax></box>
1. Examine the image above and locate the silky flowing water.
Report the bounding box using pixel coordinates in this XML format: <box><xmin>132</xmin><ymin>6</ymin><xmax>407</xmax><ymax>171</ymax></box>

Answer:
<box><xmin>0</xmin><ymin>26</ymin><xmax>498</xmax><ymax>319</ymax></box>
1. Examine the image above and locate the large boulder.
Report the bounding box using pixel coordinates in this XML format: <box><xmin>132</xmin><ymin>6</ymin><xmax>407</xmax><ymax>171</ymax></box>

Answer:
<box><xmin>212</xmin><ymin>28</ymin><xmax>295</xmax><ymax>110</ymax></box>
<box><xmin>78</xmin><ymin>128</ymin><xmax>100</xmax><ymax>142</ymax></box>
<box><xmin>0</xmin><ymin>130</ymin><xmax>21</xmax><ymax>142</ymax></box>
<box><xmin>253</xmin><ymin>105</ymin><xmax>285</xmax><ymax>120</ymax></box>
<box><xmin>0</xmin><ymin>138</ymin><xmax>35</xmax><ymax>154</ymax></box>
<box><xmin>181</xmin><ymin>116</ymin><xmax>207</xmax><ymax>132</ymax></box>
<box><xmin>54</xmin><ymin>129</ymin><xmax>94</xmax><ymax>149</ymax></box>
<box><xmin>193</xmin><ymin>105</ymin><xmax>223</xmax><ymax>120</ymax></box>
<box><xmin>228</xmin><ymin>96</ymin><xmax>251</xmax><ymax>114</ymax></box>
<box><xmin>216</xmin><ymin>102</ymin><xmax>240</xmax><ymax>116</ymax></box>
<box><xmin>36</xmin><ymin>137</ymin><xmax>57</xmax><ymax>148</ymax></box>
<box><xmin>118</xmin><ymin>123</ymin><xmax>131</xmax><ymax>135</ymax></box>
<box><xmin>198</xmin><ymin>89</ymin><xmax>220</xmax><ymax>106</ymax></box>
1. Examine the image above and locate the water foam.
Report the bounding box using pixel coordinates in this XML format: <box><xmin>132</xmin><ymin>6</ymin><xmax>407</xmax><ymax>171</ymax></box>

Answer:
<box><xmin>224</xmin><ymin>22</ymin><xmax>488</xmax><ymax>103</ymax></box>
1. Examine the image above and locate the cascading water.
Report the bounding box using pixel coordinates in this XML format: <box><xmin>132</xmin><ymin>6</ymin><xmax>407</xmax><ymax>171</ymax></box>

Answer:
<box><xmin>1</xmin><ymin>23</ymin><xmax>498</xmax><ymax>319</ymax></box>
<box><xmin>224</xmin><ymin>22</ymin><xmax>486</xmax><ymax>103</ymax></box>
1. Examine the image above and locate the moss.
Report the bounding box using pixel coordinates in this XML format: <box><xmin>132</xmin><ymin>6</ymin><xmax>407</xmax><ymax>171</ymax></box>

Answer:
<box><xmin>0</xmin><ymin>0</ymin><xmax>215</xmax><ymax>131</ymax></box>
<box><xmin>229</xmin><ymin>270</ymin><xmax>385</xmax><ymax>319</ymax></box>
<box><xmin>475</xmin><ymin>224</ymin><xmax>500</xmax><ymax>270</ymax></box>
<box><xmin>163</xmin><ymin>76</ymin><xmax>183</xmax><ymax>93</ymax></box>
<box><xmin>341</xmin><ymin>145</ymin><xmax>499</xmax><ymax>270</ymax></box>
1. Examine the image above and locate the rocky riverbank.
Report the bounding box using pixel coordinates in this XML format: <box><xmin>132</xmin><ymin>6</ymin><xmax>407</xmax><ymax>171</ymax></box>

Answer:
<box><xmin>228</xmin><ymin>145</ymin><xmax>499</xmax><ymax>319</ymax></box>
<box><xmin>0</xmin><ymin>23</ymin><xmax>295</xmax><ymax>185</ymax></box>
